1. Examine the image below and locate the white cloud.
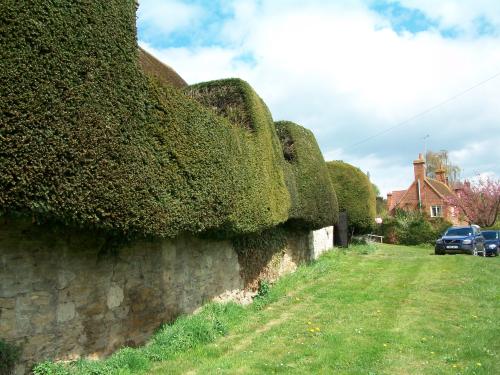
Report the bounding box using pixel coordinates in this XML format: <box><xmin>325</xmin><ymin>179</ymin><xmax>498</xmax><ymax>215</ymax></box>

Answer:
<box><xmin>450</xmin><ymin>140</ymin><xmax>500</xmax><ymax>179</ymax></box>
<box><xmin>138</xmin><ymin>0</ymin><xmax>500</xmax><ymax>193</ymax></box>
<box><xmin>137</xmin><ymin>0</ymin><xmax>203</xmax><ymax>37</ymax></box>
<box><xmin>398</xmin><ymin>0</ymin><xmax>500</xmax><ymax>35</ymax></box>
<box><xmin>139</xmin><ymin>42</ymin><xmax>252</xmax><ymax>84</ymax></box>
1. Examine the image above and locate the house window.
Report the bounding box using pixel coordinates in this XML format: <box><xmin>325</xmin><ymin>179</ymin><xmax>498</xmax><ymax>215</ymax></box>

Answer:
<box><xmin>430</xmin><ymin>205</ymin><xmax>442</xmax><ymax>217</ymax></box>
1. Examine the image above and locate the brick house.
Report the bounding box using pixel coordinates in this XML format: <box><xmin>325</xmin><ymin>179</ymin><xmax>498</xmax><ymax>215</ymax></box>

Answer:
<box><xmin>387</xmin><ymin>154</ymin><xmax>462</xmax><ymax>224</ymax></box>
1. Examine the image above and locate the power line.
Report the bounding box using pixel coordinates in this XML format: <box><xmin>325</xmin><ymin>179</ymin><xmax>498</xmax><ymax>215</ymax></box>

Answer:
<box><xmin>349</xmin><ymin>70</ymin><xmax>500</xmax><ymax>148</ymax></box>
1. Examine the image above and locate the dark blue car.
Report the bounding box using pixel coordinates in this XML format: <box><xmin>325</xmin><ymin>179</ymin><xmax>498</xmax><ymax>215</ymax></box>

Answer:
<box><xmin>435</xmin><ymin>225</ymin><xmax>485</xmax><ymax>255</ymax></box>
<box><xmin>482</xmin><ymin>230</ymin><xmax>499</xmax><ymax>256</ymax></box>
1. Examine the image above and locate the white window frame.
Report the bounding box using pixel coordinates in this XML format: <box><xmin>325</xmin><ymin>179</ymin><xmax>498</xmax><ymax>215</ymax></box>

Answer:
<box><xmin>430</xmin><ymin>205</ymin><xmax>443</xmax><ymax>217</ymax></box>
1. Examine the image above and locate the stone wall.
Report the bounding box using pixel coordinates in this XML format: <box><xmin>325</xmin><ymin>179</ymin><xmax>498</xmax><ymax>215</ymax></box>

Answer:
<box><xmin>0</xmin><ymin>219</ymin><xmax>333</xmax><ymax>373</ymax></box>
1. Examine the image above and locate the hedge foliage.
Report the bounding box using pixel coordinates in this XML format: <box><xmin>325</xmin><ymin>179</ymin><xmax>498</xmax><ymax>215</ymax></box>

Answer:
<box><xmin>377</xmin><ymin>209</ymin><xmax>451</xmax><ymax>245</ymax></box>
<box><xmin>138</xmin><ymin>47</ymin><xmax>187</xmax><ymax>89</ymax></box>
<box><xmin>1</xmin><ymin>0</ymin><xmax>150</xmax><ymax>234</ymax></box>
<box><xmin>0</xmin><ymin>1</ymin><xmax>294</xmax><ymax>238</ymax></box>
<box><xmin>275</xmin><ymin>121</ymin><xmax>338</xmax><ymax>229</ymax></box>
<box><xmin>186</xmin><ymin>79</ymin><xmax>290</xmax><ymax>234</ymax></box>
<box><xmin>326</xmin><ymin>161</ymin><xmax>376</xmax><ymax>234</ymax></box>
<box><xmin>0</xmin><ymin>339</ymin><xmax>20</xmax><ymax>375</ymax></box>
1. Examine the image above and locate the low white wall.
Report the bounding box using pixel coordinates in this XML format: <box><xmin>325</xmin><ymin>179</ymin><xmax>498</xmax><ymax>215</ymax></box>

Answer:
<box><xmin>308</xmin><ymin>226</ymin><xmax>334</xmax><ymax>260</ymax></box>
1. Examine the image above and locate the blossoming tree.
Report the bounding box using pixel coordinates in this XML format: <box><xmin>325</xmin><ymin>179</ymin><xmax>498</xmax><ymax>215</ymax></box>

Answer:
<box><xmin>446</xmin><ymin>177</ymin><xmax>500</xmax><ymax>227</ymax></box>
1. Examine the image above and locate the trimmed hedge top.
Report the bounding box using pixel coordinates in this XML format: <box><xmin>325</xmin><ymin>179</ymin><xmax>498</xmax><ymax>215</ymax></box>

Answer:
<box><xmin>1</xmin><ymin>1</ymin><xmax>338</xmax><ymax>239</ymax></box>
<box><xmin>0</xmin><ymin>1</ymin><xmax>294</xmax><ymax>238</ymax></box>
<box><xmin>326</xmin><ymin>161</ymin><xmax>376</xmax><ymax>234</ymax></box>
<box><xmin>138</xmin><ymin>47</ymin><xmax>187</xmax><ymax>89</ymax></box>
<box><xmin>186</xmin><ymin>79</ymin><xmax>291</xmax><ymax>234</ymax></box>
<box><xmin>275</xmin><ymin>121</ymin><xmax>338</xmax><ymax>229</ymax></box>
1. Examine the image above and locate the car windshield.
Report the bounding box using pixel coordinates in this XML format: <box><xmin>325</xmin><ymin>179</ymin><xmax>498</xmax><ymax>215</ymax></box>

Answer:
<box><xmin>482</xmin><ymin>231</ymin><xmax>498</xmax><ymax>240</ymax></box>
<box><xmin>445</xmin><ymin>228</ymin><xmax>472</xmax><ymax>236</ymax></box>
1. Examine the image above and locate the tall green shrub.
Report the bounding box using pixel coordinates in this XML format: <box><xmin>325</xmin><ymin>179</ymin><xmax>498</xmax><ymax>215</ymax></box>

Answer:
<box><xmin>377</xmin><ymin>209</ymin><xmax>451</xmax><ymax>245</ymax></box>
<box><xmin>0</xmin><ymin>1</ymin><xmax>289</xmax><ymax>238</ymax></box>
<box><xmin>186</xmin><ymin>79</ymin><xmax>290</xmax><ymax>234</ymax></box>
<box><xmin>275</xmin><ymin>121</ymin><xmax>338</xmax><ymax>229</ymax></box>
<box><xmin>326</xmin><ymin>161</ymin><xmax>376</xmax><ymax>234</ymax></box>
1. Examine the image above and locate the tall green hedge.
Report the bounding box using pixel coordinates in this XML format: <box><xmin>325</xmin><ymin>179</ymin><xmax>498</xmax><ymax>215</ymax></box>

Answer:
<box><xmin>1</xmin><ymin>0</ymin><xmax>147</xmax><ymax>234</ymax></box>
<box><xmin>275</xmin><ymin>121</ymin><xmax>338</xmax><ymax>229</ymax></box>
<box><xmin>326</xmin><ymin>161</ymin><xmax>376</xmax><ymax>234</ymax></box>
<box><xmin>0</xmin><ymin>1</ymin><xmax>289</xmax><ymax>238</ymax></box>
<box><xmin>186</xmin><ymin>79</ymin><xmax>290</xmax><ymax>234</ymax></box>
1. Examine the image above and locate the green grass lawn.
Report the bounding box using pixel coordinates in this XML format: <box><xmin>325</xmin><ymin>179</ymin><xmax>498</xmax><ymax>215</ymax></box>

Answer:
<box><xmin>36</xmin><ymin>244</ymin><xmax>499</xmax><ymax>375</ymax></box>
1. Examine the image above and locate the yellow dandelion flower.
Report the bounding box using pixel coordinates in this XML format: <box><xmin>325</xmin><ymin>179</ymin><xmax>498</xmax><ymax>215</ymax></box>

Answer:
<box><xmin>383</xmin><ymin>343</ymin><xmax>388</xmax><ymax>347</ymax></box>
<box><xmin>315</xmin><ymin>327</ymin><xmax>320</xmax><ymax>332</ymax></box>
<box><xmin>309</xmin><ymin>329</ymin><xmax>315</xmax><ymax>333</ymax></box>
<box><xmin>307</xmin><ymin>321</ymin><xmax>312</xmax><ymax>325</ymax></box>
<box><xmin>476</xmin><ymin>363</ymin><xmax>482</xmax><ymax>367</ymax></box>
<box><xmin>452</xmin><ymin>364</ymin><xmax>457</xmax><ymax>368</ymax></box>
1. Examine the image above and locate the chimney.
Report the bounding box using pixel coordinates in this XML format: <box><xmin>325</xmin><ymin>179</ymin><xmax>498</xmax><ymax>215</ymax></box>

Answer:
<box><xmin>435</xmin><ymin>166</ymin><xmax>446</xmax><ymax>185</ymax></box>
<box><xmin>413</xmin><ymin>153</ymin><xmax>425</xmax><ymax>182</ymax></box>
<box><xmin>387</xmin><ymin>193</ymin><xmax>393</xmax><ymax>211</ymax></box>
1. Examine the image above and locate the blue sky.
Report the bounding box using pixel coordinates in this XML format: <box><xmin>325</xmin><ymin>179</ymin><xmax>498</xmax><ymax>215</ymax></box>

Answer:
<box><xmin>137</xmin><ymin>0</ymin><xmax>500</xmax><ymax>195</ymax></box>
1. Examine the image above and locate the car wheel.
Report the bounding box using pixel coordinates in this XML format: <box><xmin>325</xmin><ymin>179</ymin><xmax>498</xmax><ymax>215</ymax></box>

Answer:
<box><xmin>472</xmin><ymin>245</ymin><xmax>478</xmax><ymax>256</ymax></box>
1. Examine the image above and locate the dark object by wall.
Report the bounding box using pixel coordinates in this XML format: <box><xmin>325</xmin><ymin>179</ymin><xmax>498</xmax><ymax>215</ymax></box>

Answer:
<box><xmin>335</xmin><ymin>212</ymin><xmax>349</xmax><ymax>248</ymax></box>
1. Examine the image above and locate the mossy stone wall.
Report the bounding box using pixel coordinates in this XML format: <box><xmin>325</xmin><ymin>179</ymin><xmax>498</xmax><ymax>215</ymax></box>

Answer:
<box><xmin>0</xmin><ymin>219</ymin><xmax>325</xmax><ymax>373</ymax></box>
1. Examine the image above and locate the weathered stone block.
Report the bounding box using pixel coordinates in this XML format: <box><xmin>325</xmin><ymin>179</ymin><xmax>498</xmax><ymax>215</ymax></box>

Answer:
<box><xmin>106</xmin><ymin>285</ymin><xmax>124</xmax><ymax>310</ymax></box>
<box><xmin>57</xmin><ymin>302</ymin><xmax>75</xmax><ymax>323</ymax></box>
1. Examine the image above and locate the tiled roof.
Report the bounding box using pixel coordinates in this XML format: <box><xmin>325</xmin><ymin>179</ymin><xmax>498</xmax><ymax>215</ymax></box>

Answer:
<box><xmin>426</xmin><ymin>178</ymin><xmax>453</xmax><ymax>197</ymax></box>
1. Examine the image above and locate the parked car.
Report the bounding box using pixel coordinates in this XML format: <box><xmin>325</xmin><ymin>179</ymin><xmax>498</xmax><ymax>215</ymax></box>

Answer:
<box><xmin>481</xmin><ymin>230</ymin><xmax>499</xmax><ymax>256</ymax></box>
<box><xmin>435</xmin><ymin>225</ymin><xmax>485</xmax><ymax>255</ymax></box>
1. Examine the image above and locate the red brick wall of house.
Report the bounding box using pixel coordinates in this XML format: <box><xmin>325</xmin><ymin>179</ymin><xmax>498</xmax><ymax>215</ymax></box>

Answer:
<box><xmin>421</xmin><ymin>181</ymin><xmax>444</xmax><ymax>214</ymax></box>
<box><xmin>387</xmin><ymin>154</ymin><xmax>464</xmax><ymax>225</ymax></box>
<box><xmin>393</xmin><ymin>180</ymin><xmax>460</xmax><ymax>223</ymax></box>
